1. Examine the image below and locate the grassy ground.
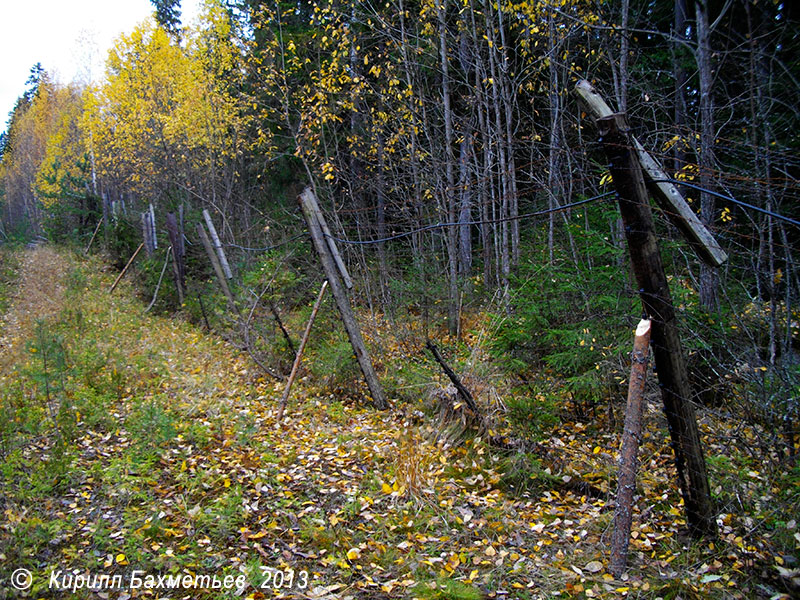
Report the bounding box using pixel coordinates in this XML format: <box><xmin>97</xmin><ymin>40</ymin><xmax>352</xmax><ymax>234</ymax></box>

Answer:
<box><xmin>0</xmin><ymin>246</ymin><xmax>797</xmax><ymax>599</ymax></box>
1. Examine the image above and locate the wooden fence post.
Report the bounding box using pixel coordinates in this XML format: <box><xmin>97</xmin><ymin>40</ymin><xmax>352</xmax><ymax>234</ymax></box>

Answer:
<box><xmin>596</xmin><ymin>113</ymin><xmax>717</xmax><ymax>538</ymax></box>
<box><xmin>109</xmin><ymin>242</ymin><xmax>144</xmax><ymax>294</ymax></box>
<box><xmin>203</xmin><ymin>209</ymin><xmax>233</xmax><ymax>279</ymax></box>
<box><xmin>298</xmin><ymin>188</ymin><xmax>388</xmax><ymax>410</ymax></box>
<box><xmin>197</xmin><ymin>222</ymin><xmax>239</xmax><ymax>316</ymax></box>
<box><xmin>277</xmin><ymin>280</ymin><xmax>328</xmax><ymax>422</ymax></box>
<box><xmin>610</xmin><ymin>318</ymin><xmax>651</xmax><ymax>576</ymax></box>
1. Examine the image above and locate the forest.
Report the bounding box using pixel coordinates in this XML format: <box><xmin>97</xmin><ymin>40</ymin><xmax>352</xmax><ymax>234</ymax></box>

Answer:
<box><xmin>0</xmin><ymin>0</ymin><xmax>798</xmax><ymax>598</ymax></box>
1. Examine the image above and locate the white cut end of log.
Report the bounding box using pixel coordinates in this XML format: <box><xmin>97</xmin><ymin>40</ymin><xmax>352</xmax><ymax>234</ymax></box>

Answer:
<box><xmin>635</xmin><ymin>319</ymin><xmax>651</xmax><ymax>337</ymax></box>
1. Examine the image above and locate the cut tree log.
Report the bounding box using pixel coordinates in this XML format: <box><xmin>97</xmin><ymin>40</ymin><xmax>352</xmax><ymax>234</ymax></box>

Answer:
<box><xmin>610</xmin><ymin>318</ymin><xmax>652</xmax><ymax>577</ymax></box>
<box><xmin>277</xmin><ymin>280</ymin><xmax>328</xmax><ymax>422</ymax></box>
<box><xmin>574</xmin><ymin>79</ymin><xmax>727</xmax><ymax>268</ymax></box>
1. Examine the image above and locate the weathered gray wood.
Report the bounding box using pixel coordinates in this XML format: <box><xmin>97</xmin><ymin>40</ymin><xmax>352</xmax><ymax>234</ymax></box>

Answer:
<box><xmin>299</xmin><ymin>187</ymin><xmax>388</xmax><ymax>409</ymax></box>
<box><xmin>306</xmin><ymin>197</ymin><xmax>353</xmax><ymax>289</ymax></box>
<box><xmin>610</xmin><ymin>318</ymin><xmax>651</xmax><ymax>577</ymax></box>
<box><xmin>203</xmin><ymin>209</ymin><xmax>233</xmax><ymax>279</ymax></box>
<box><xmin>597</xmin><ymin>113</ymin><xmax>717</xmax><ymax>538</ymax></box>
<box><xmin>574</xmin><ymin>79</ymin><xmax>727</xmax><ymax>268</ymax></box>
<box><xmin>277</xmin><ymin>280</ymin><xmax>328</xmax><ymax>422</ymax></box>
<box><xmin>149</xmin><ymin>203</ymin><xmax>158</xmax><ymax>250</ymax></box>
<box><xmin>197</xmin><ymin>222</ymin><xmax>238</xmax><ymax>315</ymax></box>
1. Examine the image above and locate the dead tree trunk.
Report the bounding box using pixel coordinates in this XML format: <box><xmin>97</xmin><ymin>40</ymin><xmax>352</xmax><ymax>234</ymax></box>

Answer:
<box><xmin>596</xmin><ymin>113</ymin><xmax>717</xmax><ymax>538</ymax></box>
<box><xmin>610</xmin><ymin>318</ymin><xmax>652</xmax><ymax>576</ymax></box>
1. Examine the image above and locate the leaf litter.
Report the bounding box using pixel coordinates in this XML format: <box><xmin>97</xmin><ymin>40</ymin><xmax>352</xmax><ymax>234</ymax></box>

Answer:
<box><xmin>0</xmin><ymin>247</ymin><xmax>797</xmax><ymax>599</ymax></box>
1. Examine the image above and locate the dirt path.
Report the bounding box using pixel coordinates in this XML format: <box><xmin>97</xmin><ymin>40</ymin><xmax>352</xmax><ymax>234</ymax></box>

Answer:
<box><xmin>0</xmin><ymin>246</ymin><xmax>70</xmax><ymax>374</ymax></box>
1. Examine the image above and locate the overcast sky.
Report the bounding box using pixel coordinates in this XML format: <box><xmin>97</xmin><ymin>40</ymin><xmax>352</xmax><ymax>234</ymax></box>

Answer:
<box><xmin>1</xmin><ymin>0</ymin><xmax>201</xmax><ymax>130</ymax></box>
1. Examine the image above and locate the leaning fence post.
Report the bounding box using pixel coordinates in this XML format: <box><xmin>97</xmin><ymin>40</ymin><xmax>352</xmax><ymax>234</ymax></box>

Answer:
<box><xmin>298</xmin><ymin>187</ymin><xmax>388</xmax><ymax>409</ymax></box>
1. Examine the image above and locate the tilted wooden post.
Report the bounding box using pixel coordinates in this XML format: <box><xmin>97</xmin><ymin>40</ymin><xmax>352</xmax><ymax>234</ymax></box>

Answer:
<box><xmin>203</xmin><ymin>209</ymin><xmax>233</xmax><ymax>279</ymax></box>
<box><xmin>197</xmin><ymin>222</ymin><xmax>239</xmax><ymax>316</ymax></box>
<box><xmin>298</xmin><ymin>188</ymin><xmax>388</xmax><ymax>410</ymax></box>
<box><xmin>610</xmin><ymin>318</ymin><xmax>652</xmax><ymax>576</ymax></box>
<box><xmin>277</xmin><ymin>280</ymin><xmax>328</xmax><ymax>422</ymax></box>
<box><xmin>109</xmin><ymin>242</ymin><xmax>144</xmax><ymax>294</ymax></box>
<box><xmin>596</xmin><ymin>113</ymin><xmax>717</xmax><ymax>538</ymax></box>
<box><xmin>574</xmin><ymin>80</ymin><xmax>727</xmax><ymax>268</ymax></box>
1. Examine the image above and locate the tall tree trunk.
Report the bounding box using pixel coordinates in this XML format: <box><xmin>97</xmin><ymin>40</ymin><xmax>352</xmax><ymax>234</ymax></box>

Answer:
<box><xmin>436</xmin><ymin>0</ymin><xmax>460</xmax><ymax>335</ymax></box>
<box><xmin>696</xmin><ymin>0</ymin><xmax>719</xmax><ymax>311</ymax></box>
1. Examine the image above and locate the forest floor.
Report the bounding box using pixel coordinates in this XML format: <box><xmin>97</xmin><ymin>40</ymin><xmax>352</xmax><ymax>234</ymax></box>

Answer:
<box><xmin>0</xmin><ymin>246</ymin><xmax>798</xmax><ymax>600</ymax></box>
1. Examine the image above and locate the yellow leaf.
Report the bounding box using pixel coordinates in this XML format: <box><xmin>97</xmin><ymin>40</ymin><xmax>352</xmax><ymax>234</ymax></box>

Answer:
<box><xmin>593</xmin><ymin>447</ymin><xmax>601</xmax><ymax>454</ymax></box>
<box><xmin>223</xmin><ymin>478</ymin><xmax>231</xmax><ymax>488</ymax></box>
<box><xmin>330</xmin><ymin>515</ymin><xmax>340</xmax><ymax>526</ymax></box>
<box><xmin>381</xmin><ymin>483</ymin><xmax>393</xmax><ymax>494</ymax></box>
<box><xmin>249</xmin><ymin>531</ymin><xmax>267</xmax><ymax>540</ymax></box>
<box><xmin>347</xmin><ymin>547</ymin><xmax>361</xmax><ymax>560</ymax></box>
<box><xmin>116</xmin><ymin>553</ymin><xmax>128</xmax><ymax>565</ymax></box>
<box><xmin>180</xmin><ymin>460</ymin><xmax>187</xmax><ymax>472</ymax></box>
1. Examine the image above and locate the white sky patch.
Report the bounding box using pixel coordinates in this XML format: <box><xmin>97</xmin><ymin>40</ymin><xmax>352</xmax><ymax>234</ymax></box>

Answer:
<box><xmin>1</xmin><ymin>0</ymin><xmax>202</xmax><ymax>130</ymax></box>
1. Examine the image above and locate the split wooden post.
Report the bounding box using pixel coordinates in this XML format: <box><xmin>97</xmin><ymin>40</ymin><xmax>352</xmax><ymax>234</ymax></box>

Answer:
<box><xmin>610</xmin><ymin>318</ymin><xmax>652</xmax><ymax>577</ymax></box>
<box><xmin>203</xmin><ymin>209</ymin><xmax>233</xmax><ymax>279</ymax></box>
<box><xmin>277</xmin><ymin>280</ymin><xmax>328</xmax><ymax>422</ymax></box>
<box><xmin>197</xmin><ymin>222</ymin><xmax>239</xmax><ymax>316</ymax></box>
<box><xmin>109</xmin><ymin>242</ymin><xmax>144</xmax><ymax>294</ymax></box>
<box><xmin>574</xmin><ymin>80</ymin><xmax>727</xmax><ymax>268</ymax></box>
<box><xmin>298</xmin><ymin>187</ymin><xmax>388</xmax><ymax>409</ymax></box>
<box><xmin>596</xmin><ymin>113</ymin><xmax>717</xmax><ymax>538</ymax></box>
<box><xmin>84</xmin><ymin>216</ymin><xmax>104</xmax><ymax>255</ymax></box>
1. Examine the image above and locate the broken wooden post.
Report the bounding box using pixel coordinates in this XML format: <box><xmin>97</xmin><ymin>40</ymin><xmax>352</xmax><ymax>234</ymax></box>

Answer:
<box><xmin>203</xmin><ymin>209</ymin><xmax>233</xmax><ymax>279</ymax></box>
<box><xmin>277</xmin><ymin>280</ymin><xmax>328</xmax><ymax>422</ymax></box>
<box><xmin>596</xmin><ymin>112</ymin><xmax>717</xmax><ymax>538</ymax></box>
<box><xmin>610</xmin><ymin>318</ymin><xmax>652</xmax><ymax>577</ymax></box>
<box><xmin>298</xmin><ymin>187</ymin><xmax>388</xmax><ymax>409</ymax></box>
<box><xmin>109</xmin><ymin>242</ymin><xmax>144</xmax><ymax>294</ymax></box>
<box><xmin>197</xmin><ymin>222</ymin><xmax>239</xmax><ymax>316</ymax></box>
<box><xmin>574</xmin><ymin>80</ymin><xmax>727</xmax><ymax>268</ymax></box>
<box><xmin>84</xmin><ymin>216</ymin><xmax>104</xmax><ymax>255</ymax></box>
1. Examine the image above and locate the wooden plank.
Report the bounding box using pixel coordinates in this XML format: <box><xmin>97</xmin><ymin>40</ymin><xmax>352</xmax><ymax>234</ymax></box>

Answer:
<box><xmin>574</xmin><ymin>79</ymin><xmax>727</xmax><ymax>268</ymax></box>
<box><xmin>610</xmin><ymin>318</ymin><xmax>651</xmax><ymax>577</ymax></box>
<box><xmin>597</xmin><ymin>113</ymin><xmax>717</xmax><ymax>538</ymax></box>
<box><xmin>203</xmin><ymin>209</ymin><xmax>233</xmax><ymax>279</ymax></box>
<box><xmin>277</xmin><ymin>280</ymin><xmax>328</xmax><ymax>422</ymax></box>
<box><xmin>299</xmin><ymin>187</ymin><xmax>388</xmax><ymax>409</ymax></box>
